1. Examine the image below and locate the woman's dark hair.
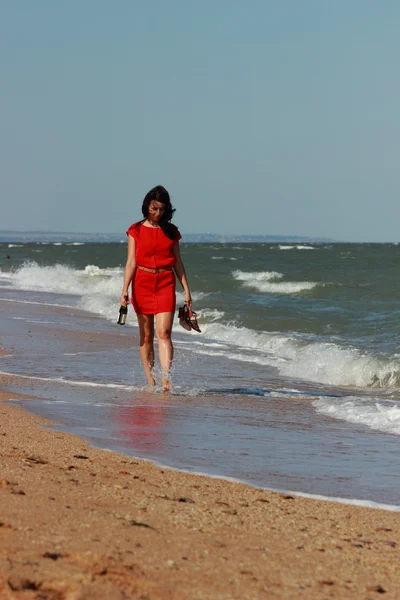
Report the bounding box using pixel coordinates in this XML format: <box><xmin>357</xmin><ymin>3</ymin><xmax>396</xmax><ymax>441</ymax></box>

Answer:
<box><xmin>139</xmin><ymin>185</ymin><xmax>178</xmax><ymax>240</ymax></box>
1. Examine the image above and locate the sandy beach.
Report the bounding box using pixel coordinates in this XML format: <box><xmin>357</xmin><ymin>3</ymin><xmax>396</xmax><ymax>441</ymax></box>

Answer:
<box><xmin>1</xmin><ymin>369</ymin><xmax>400</xmax><ymax>600</ymax></box>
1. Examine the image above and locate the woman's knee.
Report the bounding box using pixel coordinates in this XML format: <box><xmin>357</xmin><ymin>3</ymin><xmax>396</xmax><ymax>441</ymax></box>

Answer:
<box><xmin>157</xmin><ymin>328</ymin><xmax>172</xmax><ymax>342</ymax></box>
<box><xmin>140</xmin><ymin>332</ymin><xmax>154</xmax><ymax>345</ymax></box>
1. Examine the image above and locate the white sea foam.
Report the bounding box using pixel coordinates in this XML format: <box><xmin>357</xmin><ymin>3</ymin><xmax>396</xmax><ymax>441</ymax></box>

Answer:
<box><xmin>232</xmin><ymin>270</ymin><xmax>317</xmax><ymax>294</ymax></box>
<box><xmin>10</xmin><ymin>262</ymin><xmax>123</xmax><ymax>296</ymax></box>
<box><xmin>0</xmin><ymin>370</ymin><xmax>134</xmax><ymax>390</ymax></box>
<box><xmin>8</xmin><ymin>244</ymin><xmax>23</xmax><ymax>248</ymax></box>
<box><xmin>278</xmin><ymin>245</ymin><xmax>315</xmax><ymax>250</ymax></box>
<box><xmin>234</xmin><ymin>270</ymin><xmax>283</xmax><ymax>282</ymax></box>
<box><xmin>314</xmin><ymin>396</ymin><xmax>400</xmax><ymax>436</ymax></box>
<box><xmin>0</xmin><ymin>297</ymin><xmax>75</xmax><ymax>309</ymax></box>
<box><xmin>0</xmin><ymin>271</ymin><xmax>13</xmax><ymax>281</ymax></box>
<box><xmin>197</xmin><ymin>308</ymin><xmax>225</xmax><ymax>322</ymax></box>
<box><xmin>212</xmin><ymin>256</ymin><xmax>237</xmax><ymax>261</ymax></box>
<box><xmin>175</xmin><ymin>290</ymin><xmax>209</xmax><ymax>304</ymax></box>
<box><xmin>194</xmin><ymin>321</ymin><xmax>400</xmax><ymax>389</ymax></box>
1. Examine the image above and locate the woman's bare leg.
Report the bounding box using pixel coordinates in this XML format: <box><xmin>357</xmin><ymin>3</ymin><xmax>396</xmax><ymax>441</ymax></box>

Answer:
<box><xmin>155</xmin><ymin>312</ymin><xmax>174</xmax><ymax>391</ymax></box>
<box><xmin>137</xmin><ymin>314</ymin><xmax>156</xmax><ymax>386</ymax></box>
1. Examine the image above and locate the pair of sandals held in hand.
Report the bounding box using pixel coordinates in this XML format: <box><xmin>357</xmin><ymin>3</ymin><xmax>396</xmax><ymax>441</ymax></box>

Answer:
<box><xmin>178</xmin><ymin>303</ymin><xmax>201</xmax><ymax>333</ymax></box>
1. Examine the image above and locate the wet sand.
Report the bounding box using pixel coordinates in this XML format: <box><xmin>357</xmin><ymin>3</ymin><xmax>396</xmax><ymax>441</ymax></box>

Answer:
<box><xmin>1</xmin><ymin>367</ymin><xmax>400</xmax><ymax>599</ymax></box>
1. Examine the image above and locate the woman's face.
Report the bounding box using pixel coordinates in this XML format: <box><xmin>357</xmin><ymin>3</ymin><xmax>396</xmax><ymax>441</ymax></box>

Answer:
<box><xmin>148</xmin><ymin>201</ymin><xmax>165</xmax><ymax>222</ymax></box>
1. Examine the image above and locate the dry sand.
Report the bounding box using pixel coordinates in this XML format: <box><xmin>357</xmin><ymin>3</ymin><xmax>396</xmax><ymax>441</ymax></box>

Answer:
<box><xmin>0</xmin><ymin>372</ymin><xmax>400</xmax><ymax>599</ymax></box>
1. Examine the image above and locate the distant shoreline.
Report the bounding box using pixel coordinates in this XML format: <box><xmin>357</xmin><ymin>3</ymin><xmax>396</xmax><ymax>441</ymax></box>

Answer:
<box><xmin>0</xmin><ymin>230</ymin><xmax>333</xmax><ymax>243</ymax></box>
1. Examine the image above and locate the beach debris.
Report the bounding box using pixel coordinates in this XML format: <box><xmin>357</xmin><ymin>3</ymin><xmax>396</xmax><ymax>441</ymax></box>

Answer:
<box><xmin>0</xmin><ymin>520</ymin><xmax>12</xmax><ymax>528</ymax></box>
<box><xmin>366</xmin><ymin>585</ymin><xmax>387</xmax><ymax>594</ymax></box>
<box><xmin>43</xmin><ymin>551</ymin><xmax>64</xmax><ymax>560</ymax></box>
<box><xmin>129</xmin><ymin>519</ymin><xmax>155</xmax><ymax>529</ymax></box>
<box><xmin>73</xmin><ymin>454</ymin><xmax>89</xmax><ymax>459</ymax></box>
<box><xmin>8</xmin><ymin>576</ymin><xmax>39</xmax><ymax>591</ymax></box>
<box><xmin>11</xmin><ymin>489</ymin><xmax>25</xmax><ymax>495</ymax></box>
<box><xmin>24</xmin><ymin>455</ymin><xmax>48</xmax><ymax>465</ymax></box>
<box><xmin>177</xmin><ymin>497</ymin><xmax>195</xmax><ymax>503</ymax></box>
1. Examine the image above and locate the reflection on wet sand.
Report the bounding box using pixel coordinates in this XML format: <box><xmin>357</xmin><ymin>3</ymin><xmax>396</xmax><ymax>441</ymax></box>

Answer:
<box><xmin>116</xmin><ymin>403</ymin><xmax>167</xmax><ymax>453</ymax></box>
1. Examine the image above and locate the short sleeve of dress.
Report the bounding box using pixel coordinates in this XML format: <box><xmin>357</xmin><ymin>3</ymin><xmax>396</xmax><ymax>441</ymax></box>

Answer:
<box><xmin>174</xmin><ymin>227</ymin><xmax>182</xmax><ymax>243</ymax></box>
<box><xmin>126</xmin><ymin>223</ymin><xmax>138</xmax><ymax>240</ymax></box>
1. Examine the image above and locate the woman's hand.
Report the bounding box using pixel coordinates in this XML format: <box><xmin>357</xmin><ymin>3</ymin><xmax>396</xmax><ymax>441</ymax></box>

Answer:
<box><xmin>185</xmin><ymin>292</ymin><xmax>192</xmax><ymax>308</ymax></box>
<box><xmin>120</xmin><ymin>294</ymin><xmax>129</xmax><ymax>306</ymax></box>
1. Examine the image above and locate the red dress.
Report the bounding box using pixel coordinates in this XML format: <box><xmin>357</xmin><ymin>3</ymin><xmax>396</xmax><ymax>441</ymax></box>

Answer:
<box><xmin>126</xmin><ymin>222</ymin><xmax>181</xmax><ymax>315</ymax></box>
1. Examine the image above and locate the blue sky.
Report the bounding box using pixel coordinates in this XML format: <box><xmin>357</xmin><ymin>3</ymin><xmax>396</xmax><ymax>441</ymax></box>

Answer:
<box><xmin>1</xmin><ymin>1</ymin><xmax>400</xmax><ymax>241</ymax></box>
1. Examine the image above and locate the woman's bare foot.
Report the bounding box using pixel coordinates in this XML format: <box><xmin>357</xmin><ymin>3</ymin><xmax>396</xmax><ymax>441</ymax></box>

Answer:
<box><xmin>147</xmin><ymin>375</ymin><xmax>156</xmax><ymax>387</ymax></box>
<box><xmin>162</xmin><ymin>372</ymin><xmax>171</xmax><ymax>392</ymax></box>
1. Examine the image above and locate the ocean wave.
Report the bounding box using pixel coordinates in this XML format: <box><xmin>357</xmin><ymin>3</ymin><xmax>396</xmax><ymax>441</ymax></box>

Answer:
<box><xmin>8</xmin><ymin>263</ymin><xmax>210</xmax><ymax>302</ymax></box>
<box><xmin>195</xmin><ymin>321</ymin><xmax>400</xmax><ymax>389</ymax></box>
<box><xmin>10</xmin><ymin>261</ymin><xmax>122</xmax><ymax>296</ymax></box>
<box><xmin>233</xmin><ymin>270</ymin><xmax>283</xmax><ymax>282</ymax></box>
<box><xmin>314</xmin><ymin>396</ymin><xmax>400</xmax><ymax>436</ymax></box>
<box><xmin>232</xmin><ymin>270</ymin><xmax>317</xmax><ymax>294</ymax></box>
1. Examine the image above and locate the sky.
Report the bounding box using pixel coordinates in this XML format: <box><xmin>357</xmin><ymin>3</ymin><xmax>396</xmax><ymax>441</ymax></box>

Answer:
<box><xmin>1</xmin><ymin>1</ymin><xmax>400</xmax><ymax>242</ymax></box>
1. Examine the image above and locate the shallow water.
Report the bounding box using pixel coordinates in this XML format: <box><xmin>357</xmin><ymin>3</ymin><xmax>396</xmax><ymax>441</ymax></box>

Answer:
<box><xmin>2</xmin><ymin>289</ymin><xmax>400</xmax><ymax>508</ymax></box>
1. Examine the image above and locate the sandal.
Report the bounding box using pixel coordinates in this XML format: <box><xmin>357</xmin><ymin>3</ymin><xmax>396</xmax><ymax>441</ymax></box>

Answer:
<box><xmin>178</xmin><ymin>303</ymin><xmax>201</xmax><ymax>333</ymax></box>
<box><xmin>188</xmin><ymin>307</ymin><xmax>201</xmax><ymax>333</ymax></box>
<box><xmin>178</xmin><ymin>304</ymin><xmax>192</xmax><ymax>331</ymax></box>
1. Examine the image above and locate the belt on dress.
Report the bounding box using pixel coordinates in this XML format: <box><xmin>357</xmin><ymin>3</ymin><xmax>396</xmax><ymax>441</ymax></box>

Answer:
<box><xmin>137</xmin><ymin>265</ymin><xmax>173</xmax><ymax>274</ymax></box>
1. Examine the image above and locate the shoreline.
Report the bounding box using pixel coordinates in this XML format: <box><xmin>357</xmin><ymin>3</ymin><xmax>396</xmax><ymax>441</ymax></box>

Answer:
<box><xmin>3</xmin><ymin>374</ymin><xmax>400</xmax><ymax>515</ymax></box>
<box><xmin>1</xmin><ymin>379</ymin><xmax>400</xmax><ymax>599</ymax></box>
<box><xmin>4</xmin><ymin>367</ymin><xmax>400</xmax><ymax>514</ymax></box>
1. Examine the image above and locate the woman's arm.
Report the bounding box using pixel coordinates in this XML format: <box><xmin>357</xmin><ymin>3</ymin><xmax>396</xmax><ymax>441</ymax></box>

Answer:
<box><xmin>120</xmin><ymin>235</ymin><xmax>136</xmax><ymax>305</ymax></box>
<box><xmin>173</xmin><ymin>241</ymin><xmax>192</xmax><ymax>307</ymax></box>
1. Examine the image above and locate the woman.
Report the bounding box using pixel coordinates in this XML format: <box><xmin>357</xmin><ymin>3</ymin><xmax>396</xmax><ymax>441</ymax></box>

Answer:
<box><xmin>120</xmin><ymin>186</ymin><xmax>192</xmax><ymax>391</ymax></box>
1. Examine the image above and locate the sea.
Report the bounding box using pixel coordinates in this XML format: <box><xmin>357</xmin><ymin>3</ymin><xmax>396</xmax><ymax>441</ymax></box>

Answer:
<box><xmin>1</xmin><ymin>237</ymin><xmax>400</xmax><ymax>509</ymax></box>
